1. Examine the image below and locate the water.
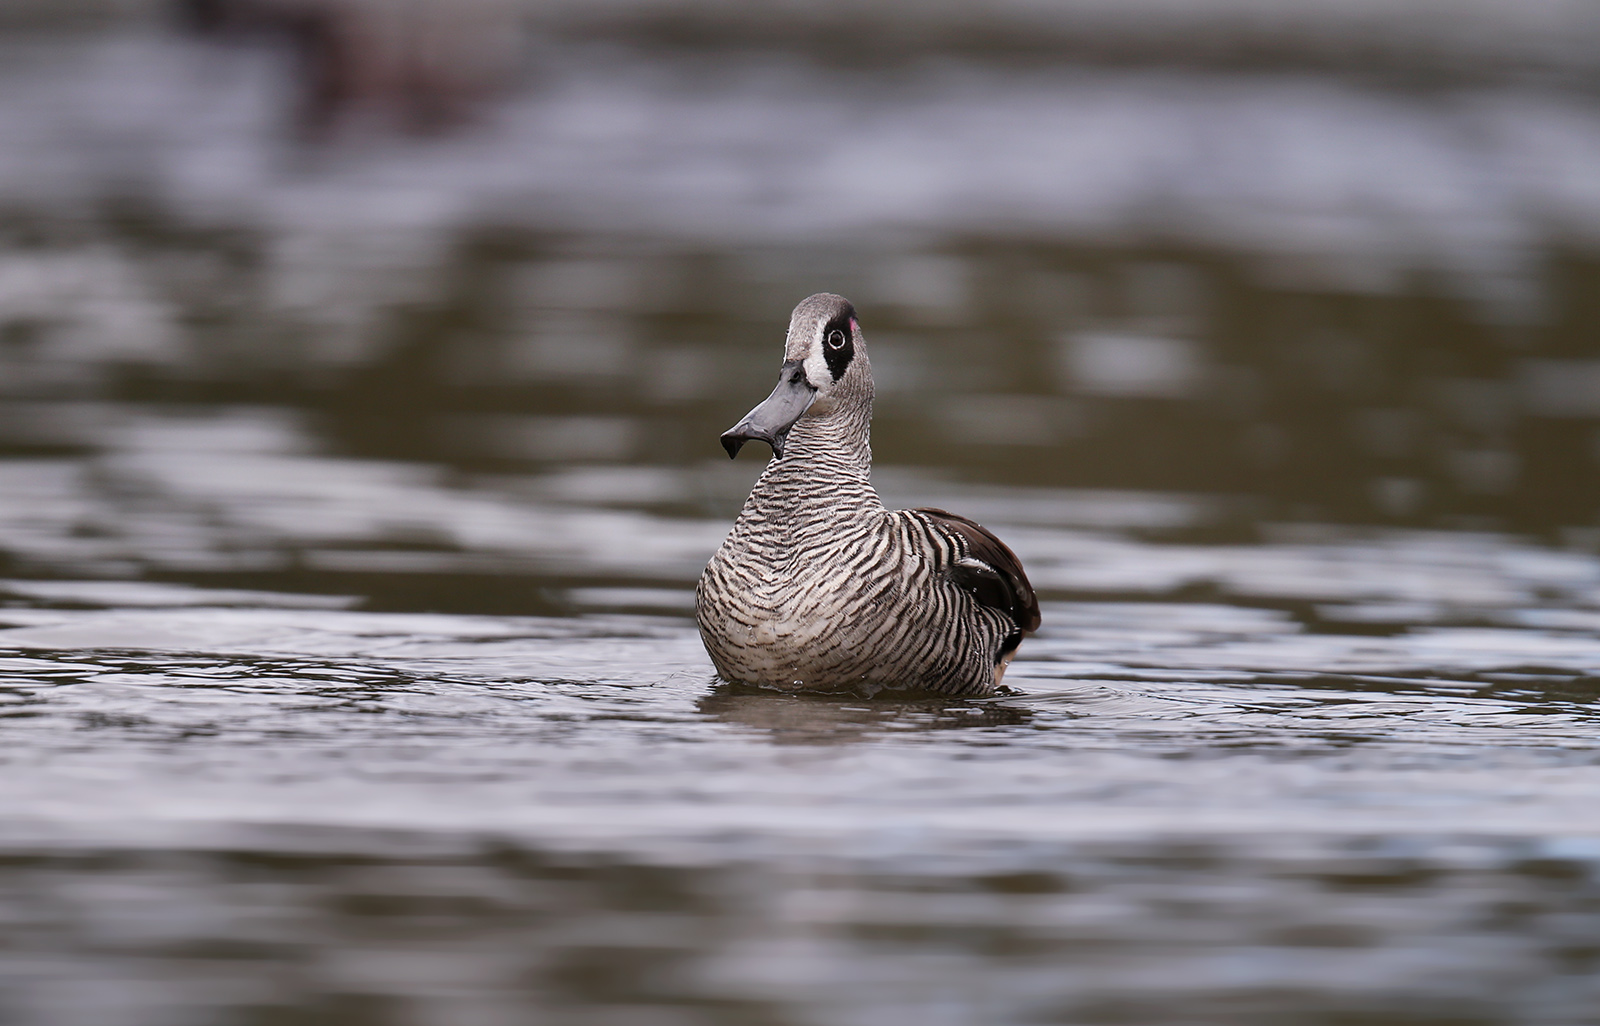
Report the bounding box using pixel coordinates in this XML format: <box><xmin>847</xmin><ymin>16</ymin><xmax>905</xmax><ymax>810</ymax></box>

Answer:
<box><xmin>3</xmin><ymin>11</ymin><xmax>1600</xmax><ymax>1026</ymax></box>
<box><xmin>4</xmin><ymin>426</ymin><xmax>1600</xmax><ymax>1024</ymax></box>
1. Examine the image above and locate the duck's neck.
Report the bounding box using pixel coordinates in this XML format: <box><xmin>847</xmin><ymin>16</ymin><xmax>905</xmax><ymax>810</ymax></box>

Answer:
<box><xmin>748</xmin><ymin>383</ymin><xmax>880</xmax><ymax>519</ymax></box>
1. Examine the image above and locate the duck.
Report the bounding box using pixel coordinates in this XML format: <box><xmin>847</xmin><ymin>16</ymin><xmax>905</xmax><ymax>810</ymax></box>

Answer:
<box><xmin>696</xmin><ymin>292</ymin><xmax>1040</xmax><ymax>696</ymax></box>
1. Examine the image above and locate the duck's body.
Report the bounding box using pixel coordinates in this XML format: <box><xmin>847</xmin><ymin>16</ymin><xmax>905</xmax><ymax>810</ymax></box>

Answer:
<box><xmin>695</xmin><ymin>294</ymin><xmax>1039</xmax><ymax>696</ymax></box>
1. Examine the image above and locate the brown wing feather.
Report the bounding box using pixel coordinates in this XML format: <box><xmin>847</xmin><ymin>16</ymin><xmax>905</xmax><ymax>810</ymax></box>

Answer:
<box><xmin>915</xmin><ymin>508</ymin><xmax>1041</xmax><ymax>634</ymax></box>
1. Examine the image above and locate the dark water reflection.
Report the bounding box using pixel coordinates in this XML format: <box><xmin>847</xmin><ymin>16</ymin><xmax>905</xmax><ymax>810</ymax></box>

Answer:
<box><xmin>3</xmin><ymin>11</ymin><xmax>1600</xmax><ymax>1026</ymax></box>
<box><xmin>697</xmin><ymin>682</ymin><xmax>1037</xmax><ymax>744</ymax></box>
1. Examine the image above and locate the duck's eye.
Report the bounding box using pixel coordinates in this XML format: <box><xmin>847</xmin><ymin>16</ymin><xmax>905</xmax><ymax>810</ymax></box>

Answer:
<box><xmin>826</xmin><ymin>329</ymin><xmax>846</xmax><ymax>350</ymax></box>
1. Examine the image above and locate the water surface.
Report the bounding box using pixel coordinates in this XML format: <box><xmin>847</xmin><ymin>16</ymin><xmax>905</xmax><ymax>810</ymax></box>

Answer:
<box><xmin>4</xmin><ymin>464</ymin><xmax>1600</xmax><ymax>1024</ymax></box>
<box><xmin>3</xmin><ymin>14</ymin><xmax>1600</xmax><ymax>1026</ymax></box>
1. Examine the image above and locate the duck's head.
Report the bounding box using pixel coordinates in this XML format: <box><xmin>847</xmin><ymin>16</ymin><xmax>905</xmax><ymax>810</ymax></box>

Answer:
<box><xmin>721</xmin><ymin>293</ymin><xmax>869</xmax><ymax>459</ymax></box>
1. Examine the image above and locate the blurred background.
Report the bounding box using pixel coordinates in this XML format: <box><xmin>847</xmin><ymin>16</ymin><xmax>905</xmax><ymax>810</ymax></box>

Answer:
<box><xmin>4</xmin><ymin>2</ymin><xmax>1600</xmax><ymax>1024</ymax></box>
<box><xmin>5</xmin><ymin>0</ymin><xmax>1600</xmax><ymax>603</ymax></box>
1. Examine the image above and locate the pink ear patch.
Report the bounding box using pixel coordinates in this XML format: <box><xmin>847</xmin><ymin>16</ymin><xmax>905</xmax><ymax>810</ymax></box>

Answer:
<box><xmin>849</xmin><ymin>316</ymin><xmax>858</xmax><ymax>333</ymax></box>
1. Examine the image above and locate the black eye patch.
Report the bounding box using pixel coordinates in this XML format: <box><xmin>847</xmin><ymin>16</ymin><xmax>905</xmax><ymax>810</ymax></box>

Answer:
<box><xmin>821</xmin><ymin>307</ymin><xmax>856</xmax><ymax>381</ymax></box>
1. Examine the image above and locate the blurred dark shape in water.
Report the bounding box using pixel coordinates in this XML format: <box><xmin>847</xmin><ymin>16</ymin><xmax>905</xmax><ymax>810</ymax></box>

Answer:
<box><xmin>178</xmin><ymin>0</ymin><xmax>524</xmax><ymax>136</ymax></box>
<box><xmin>170</xmin><ymin>0</ymin><xmax>1600</xmax><ymax>83</ymax></box>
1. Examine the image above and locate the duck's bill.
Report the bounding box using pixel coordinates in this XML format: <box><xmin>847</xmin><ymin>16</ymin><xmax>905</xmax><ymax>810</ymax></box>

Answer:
<box><xmin>720</xmin><ymin>359</ymin><xmax>817</xmax><ymax>459</ymax></box>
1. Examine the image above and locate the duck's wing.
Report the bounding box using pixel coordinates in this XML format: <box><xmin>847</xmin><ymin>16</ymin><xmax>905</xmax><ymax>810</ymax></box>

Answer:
<box><xmin>914</xmin><ymin>508</ymin><xmax>1041</xmax><ymax>634</ymax></box>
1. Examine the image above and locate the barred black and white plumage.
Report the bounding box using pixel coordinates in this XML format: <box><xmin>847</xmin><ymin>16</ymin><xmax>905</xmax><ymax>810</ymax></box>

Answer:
<box><xmin>696</xmin><ymin>293</ymin><xmax>1040</xmax><ymax>696</ymax></box>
